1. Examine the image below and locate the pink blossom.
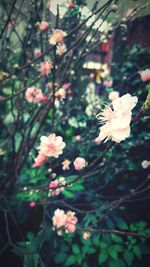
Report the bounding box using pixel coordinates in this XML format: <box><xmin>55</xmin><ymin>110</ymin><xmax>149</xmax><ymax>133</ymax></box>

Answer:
<box><xmin>47</xmin><ymin>1</ymin><xmax>51</xmax><ymax>9</ymax></box>
<box><xmin>25</xmin><ymin>87</ymin><xmax>44</xmax><ymax>103</ymax></box>
<box><xmin>108</xmin><ymin>91</ymin><xmax>119</xmax><ymax>101</ymax></box>
<box><xmin>62</xmin><ymin>159</ymin><xmax>71</xmax><ymax>170</ymax></box>
<box><xmin>52</xmin><ymin>209</ymin><xmax>67</xmax><ymax>228</ymax></box>
<box><xmin>94</xmin><ymin>136</ymin><xmax>101</xmax><ymax>145</ymax></box>
<box><xmin>49</xmin><ymin>180</ymin><xmax>60</xmax><ymax>195</ymax></box>
<box><xmin>73</xmin><ymin>157</ymin><xmax>87</xmax><ymax>171</ymax></box>
<box><xmin>56</xmin><ymin>43</ymin><xmax>67</xmax><ymax>56</ymax></box>
<box><xmin>52</xmin><ymin>209</ymin><xmax>78</xmax><ymax>233</ymax></box>
<box><xmin>34</xmin><ymin>49</ymin><xmax>42</xmax><ymax>58</ymax></box>
<box><xmin>49</xmin><ymin>29</ymin><xmax>67</xmax><ymax>45</ymax></box>
<box><xmin>104</xmin><ymin>80</ymin><xmax>113</xmax><ymax>88</ymax></box>
<box><xmin>55</xmin><ymin>88</ymin><xmax>66</xmax><ymax>100</ymax></box>
<box><xmin>41</xmin><ymin>96</ymin><xmax>48</xmax><ymax>102</ymax></box>
<box><xmin>139</xmin><ymin>69</ymin><xmax>150</xmax><ymax>82</ymax></box>
<box><xmin>40</xmin><ymin>61</ymin><xmax>52</xmax><ymax>76</ymax></box>
<box><xmin>97</xmin><ymin>94</ymin><xmax>138</xmax><ymax>143</ymax></box>
<box><xmin>141</xmin><ymin>160</ymin><xmax>150</xmax><ymax>169</ymax></box>
<box><xmin>49</xmin><ymin>177</ymin><xmax>65</xmax><ymax>195</ymax></box>
<box><xmin>65</xmin><ymin>211</ymin><xmax>78</xmax><ymax>233</ymax></box>
<box><xmin>63</xmin><ymin>83</ymin><xmax>71</xmax><ymax>90</ymax></box>
<box><xmin>38</xmin><ymin>21</ymin><xmax>49</xmax><ymax>32</ymax></box>
<box><xmin>75</xmin><ymin>135</ymin><xmax>81</xmax><ymax>141</ymax></box>
<box><xmin>68</xmin><ymin>2</ymin><xmax>75</xmax><ymax>9</ymax></box>
<box><xmin>32</xmin><ymin>152</ymin><xmax>46</xmax><ymax>167</ymax></box>
<box><xmin>38</xmin><ymin>133</ymin><xmax>66</xmax><ymax>158</ymax></box>
<box><xmin>30</xmin><ymin>202</ymin><xmax>35</xmax><ymax>208</ymax></box>
<box><xmin>112</xmin><ymin>93</ymin><xmax>138</xmax><ymax>114</ymax></box>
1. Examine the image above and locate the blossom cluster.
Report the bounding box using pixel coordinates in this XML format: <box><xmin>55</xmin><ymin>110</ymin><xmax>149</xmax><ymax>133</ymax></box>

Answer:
<box><xmin>33</xmin><ymin>134</ymin><xmax>66</xmax><ymax>167</ymax></box>
<box><xmin>49</xmin><ymin>177</ymin><xmax>66</xmax><ymax>196</ymax></box>
<box><xmin>52</xmin><ymin>209</ymin><xmax>78</xmax><ymax>234</ymax></box>
<box><xmin>96</xmin><ymin>93</ymin><xmax>138</xmax><ymax>143</ymax></box>
<box><xmin>25</xmin><ymin>87</ymin><xmax>45</xmax><ymax>103</ymax></box>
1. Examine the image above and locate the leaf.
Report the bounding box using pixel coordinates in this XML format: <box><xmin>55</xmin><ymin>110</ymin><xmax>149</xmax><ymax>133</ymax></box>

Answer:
<box><xmin>124</xmin><ymin>250</ymin><xmax>134</xmax><ymax>266</ymax></box>
<box><xmin>23</xmin><ymin>254</ymin><xmax>39</xmax><ymax>267</ymax></box>
<box><xmin>99</xmin><ymin>241</ymin><xmax>108</xmax><ymax>249</ymax></box>
<box><xmin>119</xmin><ymin>221</ymin><xmax>128</xmax><ymax>230</ymax></box>
<box><xmin>111</xmin><ymin>234</ymin><xmax>123</xmax><ymax>243</ymax></box>
<box><xmin>133</xmin><ymin>245</ymin><xmax>141</xmax><ymax>259</ymax></box>
<box><xmin>109</xmin><ymin>248</ymin><xmax>118</xmax><ymax>260</ymax></box>
<box><xmin>113</xmin><ymin>244</ymin><xmax>124</xmax><ymax>252</ymax></box>
<box><xmin>27</xmin><ymin>232</ymin><xmax>34</xmax><ymax>241</ymax></box>
<box><xmin>98</xmin><ymin>251</ymin><xmax>108</xmax><ymax>264</ymax></box>
<box><xmin>62</xmin><ymin>190</ymin><xmax>75</xmax><ymax>198</ymax></box>
<box><xmin>55</xmin><ymin>252</ymin><xmax>67</xmax><ymax>264</ymax></box>
<box><xmin>65</xmin><ymin>255</ymin><xmax>76</xmax><ymax>266</ymax></box>
<box><xmin>106</xmin><ymin>217</ymin><xmax>114</xmax><ymax>229</ymax></box>
<box><xmin>109</xmin><ymin>258</ymin><xmax>126</xmax><ymax>267</ymax></box>
<box><xmin>72</xmin><ymin>244</ymin><xmax>80</xmax><ymax>254</ymax></box>
<box><xmin>112</xmin><ymin>216</ymin><xmax>128</xmax><ymax>230</ymax></box>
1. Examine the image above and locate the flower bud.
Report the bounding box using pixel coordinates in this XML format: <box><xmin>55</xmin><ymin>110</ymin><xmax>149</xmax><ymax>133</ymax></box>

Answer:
<box><xmin>111</xmin><ymin>4</ymin><xmax>118</xmax><ymax>12</ymax></box>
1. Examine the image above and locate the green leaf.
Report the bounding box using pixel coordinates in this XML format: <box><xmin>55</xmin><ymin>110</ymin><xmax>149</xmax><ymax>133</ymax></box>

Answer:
<box><xmin>113</xmin><ymin>244</ymin><xmax>124</xmax><ymax>252</ymax></box>
<box><xmin>109</xmin><ymin>248</ymin><xmax>118</xmax><ymax>260</ymax></box>
<box><xmin>72</xmin><ymin>244</ymin><xmax>80</xmax><ymax>254</ymax></box>
<box><xmin>65</xmin><ymin>255</ymin><xmax>76</xmax><ymax>266</ymax></box>
<box><xmin>27</xmin><ymin>232</ymin><xmax>34</xmax><ymax>241</ymax></box>
<box><xmin>119</xmin><ymin>221</ymin><xmax>128</xmax><ymax>230</ymax></box>
<box><xmin>55</xmin><ymin>252</ymin><xmax>67</xmax><ymax>264</ymax></box>
<box><xmin>98</xmin><ymin>251</ymin><xmax>108</xmax><ymax>264</ymax></box>
<box><xmin>111</xmin><ymin>234</ymin><xmax>123</xmax><ymax>243</ymax></box>
<box><xmin>124</xmin><ymin>250</ymin><xmax>134</xmax><ymax>266</ymax></box>
<box><xmin>133</xmin><ymin>245</ymin><xmax>141</xmax><ymax>259</ymax></box>
<box><xmin>109</xmin><ymin>258</ymin><xmax>126</xmax><ymax>267</ymax></box>
<box><xmin>99</xmin><ymin>241</ymin><xmax>108</xmax><ymax>249</ymax></box>
<box><xmin>62</xmin><ymin>190</ymin><xmax>75</xmax><ymax>198</ymax></box>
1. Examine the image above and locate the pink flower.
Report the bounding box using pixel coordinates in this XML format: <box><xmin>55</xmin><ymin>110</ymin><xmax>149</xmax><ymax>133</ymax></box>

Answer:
<box><xmin>68</xmin><ymin>2</ymin><xmax>75</xmax><ymax>9</ymax></box>
<box><xmin>97</xmin><ymin>94</ymin><xmax>138</xmax><ymax>143</ymax></box>
<box><xmin>141</xmin><ymin>160</ymin><xmax>150</xmax><ymax>169</ymax></box>
<box><xmin>38</xmin><ymin>21</ymin><xmax>49</xmax><ymax>32</ymax></box>
<box><xmin>62</xmin><ymin>159</ymin><xmax>71</xmax><ymax>170</ymax></box>
<box><xmin>63</xmin><ymin>83</ymin><xmax>71</xmax><ymax>90</ymax></box>
<box><xmin>52</xmin><ymin>209</ymin><xmax>78</xmax><ymax>233</ymax></box>
<box><xmin>55</xmin><ymin>88</ymin><xmax>66</xmax><ymax>100</ymax></box>
<box><xmin>56</xmin><ymin>43</ymin><xmax>67</xmax><ymax>56</ymax></box>
<box><xmin>94</xmin><ymin>136</ymin><xmax>101</xmax><ymax>145</ymax></box>
<box><xmin>75</xmin><ymin>135</ymin><xmax>81</xmax><ymax>141</ymax></box>
<box><xmin>49</xmin><ymin>180</ymin><xmax>60</xmax><ymax>195</ymax></box>
<box><xmin>41</xmin><ymin>96</ymin><xmax>48</xmax><ymax>102</ymax></box>
<box><xmin>30</xmin><ymin>202</ymin><xmax>35</xmax><ymax>208</ymax></box>
<box><xmin>52</xmin><ymin>209</ymin><xmax>67</xmax><ymax>228</ymax></box>
<box><xmin>38</xmin><ymin>133</ymin><xmax>66</xmax><ymax>158</ymax></box>
<box><xmin>49</xmin><ymin>29</ymin><xmax>67</xmax><ymax>45</ymax></box>
<box><xmin>104</xmin><ymin>80</ymin><xmax>113</xmax><ymax>88</ymax></box>
<box><xmin>112</xmin><ymin>93</ymin><xmax>138</xmax><ymax>114</ymax></box>
<box><xmin>73</xmin><ymin>157</ymin><xmax>87</xmax><ymax>171</ymax></box>
<box><xmin>40</xmin><ymin>61</ymin><xmax>52</xmax><ymax>76</ymax></box>
<box><xmin>65</xmin><ymin>211</ymin><xmax>78</xmax><ymax>233</ymax></box>
<box><xmin>34</xmin><ymin>49</ymin><xmax>42</xmax><ymax>58</ymax></box>
<box><xmin>47</xmin><ymin>1</ymin><xmax>51</xmax><ymax>9</ymax></box>
<box><xmin>139</xmin><ymin>69</ymin><xmax>150</xmax><ymax>82</ymax></box>
<box><xmin>33</xmin><ymin>152</ymin><xmax>46</xmax><ymax>167</ymax></box>
<box><xmin>25</xmin><ymin>87</ymin><xmax>44</xmax><ymax>103</ymax></box>
<box><xmin>108</xmin><ymin>91</ymin><xmax>119</xmax><ymax>101</ymax></box>
<box><xmin>49</xmin><ymin>177</ymin><xmax>65</xmax><ymax>195</ymax></box>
